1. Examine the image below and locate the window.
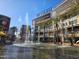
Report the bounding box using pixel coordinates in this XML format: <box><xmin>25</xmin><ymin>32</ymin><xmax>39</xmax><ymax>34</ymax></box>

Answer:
<box><xmin>65</xmin><ymin>22</ymin><xmax>67</xmax><ymax>26</ymax></box>
<box><xmin>73</xmin><ymin>19</ymin><xmax>77</xmax><ymax>25</ymax></box>
<box><xmin>69</xmin><ymin>21</ymin><xmax>72</xmax><ymax>25</ymax></box>
<box><xmin>69</xmin><ymin>19</ymin><xmax>77</xmax><ymax>26</ymax></box>
<box><xmin>63</xmin><ymin>23</ymin><xmax>65</xmax><ymax>26</ymax></box>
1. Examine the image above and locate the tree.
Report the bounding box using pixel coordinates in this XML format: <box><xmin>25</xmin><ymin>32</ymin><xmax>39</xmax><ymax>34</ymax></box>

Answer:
<box><xmin>27</xmin><ymin>25</ymin><xmax>31</xmax><ymax>41</ymax></box>
<box><xmin>67</xmin><ymin>0</ymin><xmax>79</xmax><ymax>46</ymax></box>
<box><xmin>59</xmin><ymin>0</ymin><xmax>79</xmax><ymax>46</ymax></box>
<box><xmin>43</xmin><ymin>20</ymin><xmax>53</xmax><ymax>42</ymax></box>
<box><xmin>37</xmin><ymin>19</ymin><xmax>53</xmax><ymax>42</ymax></box>
<box><xmin>51</xmin><ymin>17</ymin><xmax>61</xmax><ymax>44</ymax></box>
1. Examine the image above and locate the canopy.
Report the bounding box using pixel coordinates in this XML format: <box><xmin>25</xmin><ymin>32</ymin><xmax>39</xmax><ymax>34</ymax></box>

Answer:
<box><xmin>0</xmin><ymin>31</ymin><xmax>6</xmax><ymax>36</ymax></box>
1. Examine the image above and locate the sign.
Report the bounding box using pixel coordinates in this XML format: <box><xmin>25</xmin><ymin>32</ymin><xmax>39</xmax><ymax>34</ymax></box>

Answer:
<box><xmin>0</xmin><ymin>15</ymin><xmax>10</xmax><ymax>32</ymax></box>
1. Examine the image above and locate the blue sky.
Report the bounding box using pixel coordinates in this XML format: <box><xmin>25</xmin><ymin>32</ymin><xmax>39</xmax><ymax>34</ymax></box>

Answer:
<box><xmin>0</xmin><ymin>0</ymin><xmax>62</xmax><ymax>28</ymax></box>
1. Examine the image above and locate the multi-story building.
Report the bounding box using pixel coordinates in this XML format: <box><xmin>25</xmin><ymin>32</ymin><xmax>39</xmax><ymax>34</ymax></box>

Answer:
<box><xmin>0</xmin><ymin>15</ymin><xmax>11</xmax><ymax>44</ymax></box>
<box><xmin>51</xmin><ymin>0</ymin><xmax>79</xmax><ymax>43</ymax></box>
<box><xmin>9</xmin><ymin>27</ymin><xmax>17</xmax><ymax>35</ymax></box>
<box><xmin>8</xmin><ymin>27</ymin><xmax>17</xmax><ymax>42</ymax></box>
<box><xmin>20</xmin><ymin>25</ymin><xmax>31</xmax><ymax>42</ymax></box>
<box><xmin>20</xmin><ymin>25</ymin><xmax>27</xmax><ymax>42</ymax></box>
<box><xmin>32</xmin><ymin>8</ymin><xmax>54</xmax><ymax>42</ymax></box>
<box><xmin>0</xmin><ymin>15</ymin><xmax>10</xmax><ymax>33</ymax></box>
<box><xmin>33</xmin><ymin>0</ymin><xmax>79</xmax><ymax>43</ymax></box>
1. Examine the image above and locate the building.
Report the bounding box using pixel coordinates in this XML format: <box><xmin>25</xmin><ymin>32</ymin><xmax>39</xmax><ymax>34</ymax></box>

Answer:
<box><xmin>33</xmin><ymin>0</ymin><xmax>79</xmax><ymax>43</ymax></box>
<box><xmin>32</xmin><ymin>8</ymin><xmax>53</xmax><ymax>42</ymax></box>
<box><xmin>8</xmin><ymin>27</ymin><xmax>17</xmax><ymax>42</ymax></box>
<box><xmin>0</xmin><ymin>15</ymin><xmax>11</xmax><ymax>44</ymax></box>
<box><xmin>20</xmin><ymin>25</ymin><xmax>32</xmax><ymax>42</ymax></box>
<box><xmin>9</xmin><ymin>27</ymin><xmax>17</xmax><ymax>35</ymax></box>
<box><xmin>51</xmin><ymin>0</ymin><xmax>79</xmax><ymax>43</ymax></box>
<box><xmin>0</xmin><ymin>15</ymin><xmax>10</xmax><ymax>33</ymax></box>
<box><xmin>20</xmin><ymin>25</ymin><xmax>27</xmax><ymax>42</ymax></box>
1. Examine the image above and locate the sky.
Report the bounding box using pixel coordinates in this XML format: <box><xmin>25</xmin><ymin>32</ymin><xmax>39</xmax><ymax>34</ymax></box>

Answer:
<box><xmin>0</xmin><ymin>0</ymin><xmax>63</xmax><ymax>28</ymax></box>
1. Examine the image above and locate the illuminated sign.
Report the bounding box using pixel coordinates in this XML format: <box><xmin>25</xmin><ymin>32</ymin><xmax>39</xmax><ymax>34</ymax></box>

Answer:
<box><xmin>0</xmin><ymin>15</ymin><xmax>10</xmax><ymax>31</ymax></box>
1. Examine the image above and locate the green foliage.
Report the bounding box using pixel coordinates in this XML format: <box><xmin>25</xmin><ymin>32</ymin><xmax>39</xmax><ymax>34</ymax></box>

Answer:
<box><xmin>51</xmin><ymin>17</ymin><xmax>60</xmax><ymax>24</ymax></box>
<box><xmin>27</xmin><ymin>25</ymin><xmax>31</xmax><ymax>33</ymax></box>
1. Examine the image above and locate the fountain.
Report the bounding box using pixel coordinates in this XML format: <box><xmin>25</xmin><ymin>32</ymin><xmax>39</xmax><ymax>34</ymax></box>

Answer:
<box><xmin>13</xmin><ymin>13</ymin><xmax>40</xmax><ymax>47</ymax></box>
<box><xmin>22</xmin><ymin>13</ymin><xmax>41</xmax><ymax>46</ymax></box>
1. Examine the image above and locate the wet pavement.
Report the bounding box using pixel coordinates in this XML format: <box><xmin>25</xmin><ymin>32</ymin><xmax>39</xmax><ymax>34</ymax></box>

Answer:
<box><xmin>0</xmin><ymin>45</ymin><xmax>79</xmax><ymax>59</ymax></box>
<box><xmin>0</xmin><ymin>45</ymin><xmax>33</xmax><ymax>59</ymax></box>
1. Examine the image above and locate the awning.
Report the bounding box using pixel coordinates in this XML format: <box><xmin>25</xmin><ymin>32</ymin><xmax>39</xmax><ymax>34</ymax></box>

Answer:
<box><xmin>0</xmin><ymin>31</ymin><xmax>6</xmax><ymax>36</ymax></box>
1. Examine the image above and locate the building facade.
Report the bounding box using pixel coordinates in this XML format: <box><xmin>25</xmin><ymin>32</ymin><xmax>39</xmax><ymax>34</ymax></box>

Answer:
<box><xmin>33</xmin><ymin>8</ymin><xmax>54</xmax><ymax>42</ymax></box>
<box><xmin>20</xmin><ymin>25</ymin><xmax>27</xmax><ymax>42</ymax></box>
<box><xmin>0</xmin><ymin>15</ymin><xmax>10</xmax><ymax>33</ymax></box>
<box><xmin>0</xmin><ymin>15</ymin><xmax>11</xmax><ymax>44</ymax></box>
<box><xmin>8</xmin><ymin>27</ymin><xmax>17</xmax><ymax>42</ymax></box>
<box><xmin>51</xmin><ymin>0</ymin><xmax>79</xmax><ymax>43</ymax></box>
<box><xmin>33</xmin><ymin>0</ymin><xmax>79</xmax><ymax>43</ymax></box>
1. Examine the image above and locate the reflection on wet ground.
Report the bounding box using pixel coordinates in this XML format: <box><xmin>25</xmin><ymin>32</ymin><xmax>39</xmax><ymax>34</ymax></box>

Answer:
<box><xmin>0</xmin><ymin>45</ymin><xmax>33</xmax><ymax>59</ymax></box>
<box><xmin>0</xmin><ymin>45</ymin><xmax>79</xmax><ymax>59</ymax></box>
<box><xmin>32</xmin><ymin>46</ymin><xmax>79</xmax><ymax>59</ymax></box>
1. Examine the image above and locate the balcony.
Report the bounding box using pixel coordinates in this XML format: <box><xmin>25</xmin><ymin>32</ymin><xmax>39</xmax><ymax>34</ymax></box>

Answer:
<box><xmin>64</xmin><ymin>31</ymin><xmax>79</xmax><ymax>37</ymax></box>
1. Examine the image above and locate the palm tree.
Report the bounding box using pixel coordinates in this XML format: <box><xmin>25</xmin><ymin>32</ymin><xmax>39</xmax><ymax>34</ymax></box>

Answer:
<box><xmin>38</xmin><ymin>20</ymin><xmax>52</xmax><ymax>42</ymax></box>
<box><xmin>44</xmin><ymin>20</ymin><xmax>53</xmax><ymax>42</ymax></box>
<box><xmin>51</xmin><ymin>17</ymin><xmax>60</xmax><ymax>44</ymax></box>
<box><xmin>67</xmin><ymin>0</ymin><xmax>79</xmax><ymax>46</ymax></box>
<box><xmin>43</xmin><ymin>24</ymin><xmax>45</xmax><ymax>42</ymax></box>
<box><xmin>40</xmin><ymin>22</ymin><xmax>47</xmax><ymax>42</ymax></box>
<box><xmin>60</xmin><ymin>0</ymin><xmax>79</xmax><ymax>46</ymax></box>
<box><xmin>47</xmin><ymin>20</ymin><xmax>53</xmax><ymax>42</ymax></box>
<box><xmin>37</xmin><ymin>23</ymin><xmax>45</xmax><ymax>42</ymax></box>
